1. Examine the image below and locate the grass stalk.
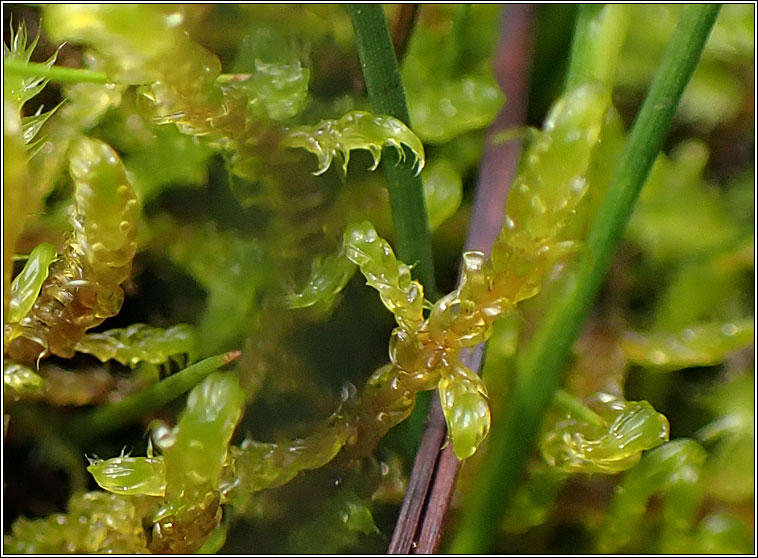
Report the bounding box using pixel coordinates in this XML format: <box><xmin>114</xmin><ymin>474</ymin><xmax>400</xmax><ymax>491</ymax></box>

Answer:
<box><xmin>345</xmin><ymin>4</ymin><xmax>438</xmax><ymax>298</ymax></box>
<box><xmin>554</xmin><ymin>389</ymin><xmax>606</xmax><ymax>428</ymax></box>
<box><xmin>4</xmin><ymin>60</ymin><xmax>273</xmax><ymax>89</ymax></box>
<box><xmin>67</xmin><ymin>351</ymin><xmax>241</xmax><ymax>442</ymax></box>
<box><xmin>4</xmin><ymin>59</ymin><xmax>110</xmax><ymax>84</ymax></box>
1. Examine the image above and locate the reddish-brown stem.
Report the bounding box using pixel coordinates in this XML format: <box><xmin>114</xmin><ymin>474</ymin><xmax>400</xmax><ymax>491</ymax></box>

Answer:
<box><xmin>387</xmin><ymin>5</ymin><xmax>535</xmax><ymax>553</ymax></box>
<box><xmin>390</xmin><ymin>4</ymin><xmax>420</xmax><ymax>63</ymax></box>
<box><xmin>386</xmin><ymin>397</ymin><xmax>448</xmax><ymax>553</ymax></box>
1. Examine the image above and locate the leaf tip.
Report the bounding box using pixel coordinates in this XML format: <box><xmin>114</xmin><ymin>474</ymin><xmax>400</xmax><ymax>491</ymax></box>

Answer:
<box><xmin>223</xmin><ymin>350</ymin><xmax>243</xmax><ymax>364</ymax></box>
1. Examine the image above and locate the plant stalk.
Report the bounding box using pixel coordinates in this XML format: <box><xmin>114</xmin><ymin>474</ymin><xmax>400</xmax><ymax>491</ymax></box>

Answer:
<box><xmin>67</xmin><ymin>351</ymin><xmax>241</xmax><ymax>442</ymax></box>
<box><xmin>554</xmin><ymin>389</ymin><xmax>607</xmax><ymax>427</ymax></box>
<box><xmin>4</xmin><ymin>59</ymin><xmax>110</xmax><ymax>84</ymax></box>
<box><xmin>4</xmin><ymin>59</ymin><xmax>269</xmax><ymax>88</ymax></box>
<box><xmin>346</xmin><ymin>4</ymin><xmax>438</xmax><ymax>298</ymax></box>
<box><xmin>450</xmin><ymin>4</ymin><xmax>721</xmax><ymax>553</ymax></box>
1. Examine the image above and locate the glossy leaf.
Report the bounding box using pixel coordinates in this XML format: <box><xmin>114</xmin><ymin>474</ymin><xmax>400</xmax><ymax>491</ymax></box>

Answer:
<box><xmin>87</xmin><ymin>453</ymin><xmax>167</xmax><ymax>497</ymax></box>
<box><xmin>343</xmin><ymin>221</ymin><xmax>426</xmax><ymax>331</ymax></box>
<box><xmin>401</xmin><ymin>5</ymin><xmax>504</xmax><ymax>143</ymax></box>
<box><xmin>150</xmin><ymin>372</ymin><xmax>245</xmax><ymax>552</ymax></box>
<box><xmin>3</xmin><ymin>362</ymin><xmax>45</xmax><ymax>402</ymax></box>
<box><xmin>21</xmin><ymin>103</ymin><xmax>62</xmax><ymax>159</ymax></box>
<box><xmin>159</xmin><ymin>372</ymin><xmax>245</xmax><ymax>495</ymax></box>
<box><xmin>229</xmin><ymin>61</ymin><xmax>310</xmax><ymax>121</ymax></box>
<box><xmin>422</xmin><ymin>159</ymin><xmax>463</xmax><ymax>231</ymax></box>
<box><xmin>438</xmin><ymin>361</ymin><xmax>491</xmax><ymax>459</ymax></box>
<box><xmin>407</xmin><ymin>75</ymin><xmax>504</xmax><ymax>144</ymax></box>
<box><xmin>283</xmin><ymin>110</ymin><xmax>426</xmax><ymax>176</ymax></box>
<box><xmin>7</xmin><ymin>242</ymin><xmax>57</xmax><ymax>324</ymax></box>
<box><xmin>620</xmin><ymin>318</ymin><xmax>754</xmax><ymax>371</ymax></box>
<box><xmin>597</xmin><ymin>439</ymin><xmax>707</xmax><ymax>553</ymax></box>
<box><xmin>75</xmin><ymin>323</ymin><xmax>198</xmax><ymax>367</ymax></box>
<box><xmin>286</xmin><ymin>251</ymin><xmax>357</xmax><ymax>313</ymax></box>
<box><xmin>4</xmin><ymin>137</ymin><xmax>139</xmax><ymax>363</ymax></box>
<box><xmin>540</xmin><ymin>394</ymin><xmax>670</xmax><ymax>474</ymax></box>
<box><xmin>222</xmin><ymin>427</ymin><xmax>349</xmax><ymax>508</ymax></box>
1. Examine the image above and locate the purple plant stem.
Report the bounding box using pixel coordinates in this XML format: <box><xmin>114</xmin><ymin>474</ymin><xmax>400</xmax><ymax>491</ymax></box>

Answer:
<box><xmin>390</xmin><ymin>4</ymin><xmax>420</xmax><ymax>62</ymax></box>
<box><xmin>387</xmin><ymin>5</ymin><xmax>534</xmax><ymax>554</ymax></box>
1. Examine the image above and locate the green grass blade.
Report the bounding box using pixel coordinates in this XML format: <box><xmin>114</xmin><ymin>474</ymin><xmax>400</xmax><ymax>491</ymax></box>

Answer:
<box><xmin>4</xmin><ymin>59</ymin><xmax>110</xmax><ymax>84</ymax></box>
<box><xmin>345</xmin><ymin>4</ymin><xmax>438</xmax><ymax>298</ymax></box>
<box><xmin>67</xmin><ymin>351</ymin><xmax>241</xmax><ymax>441</ymax></box>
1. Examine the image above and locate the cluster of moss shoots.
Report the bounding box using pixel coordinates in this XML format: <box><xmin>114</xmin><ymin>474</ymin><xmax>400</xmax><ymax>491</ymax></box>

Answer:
<box><xmin>3</xmin><ymin>5</ymin><xmax>753</xmax><ymax>554</ymax></box>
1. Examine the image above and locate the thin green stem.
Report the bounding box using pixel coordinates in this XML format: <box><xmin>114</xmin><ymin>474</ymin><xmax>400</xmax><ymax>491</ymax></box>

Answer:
<box><xmin>346</xmin><ymin>4</ymin><xmax>438</xmax><ymax>298</ymax></box>
<box><xmin>450</xmin><ymin>5</ymin><xmax>720</xmax><ymax>553</ymax></box>
<box><xmin>554</xmin><ymin>389</ymin><xmax>606</xmax><ymax>428</ymax></box>
<box><xmin>4</xmin><ymin>59</ymin><xmax>110</xmax><ymax>84</ymax></box>
<box><xmin>565</xmin><ymin>4</ymin><xmax>631</xmax><ymax>90</ymax></box>
<box><xmin>4</xmin><ymin>59</ymin><xmax>259</xmax><ymax>88</ymax></box>
<box><xmin>67</xmin><ymin>351</ymin><xmax>241</xmax><ymax>442</ymax></box>
<box><xmin>442</xmin><ymin>4</ymin><xmax>471</xmax><ymax>77</ymax></box>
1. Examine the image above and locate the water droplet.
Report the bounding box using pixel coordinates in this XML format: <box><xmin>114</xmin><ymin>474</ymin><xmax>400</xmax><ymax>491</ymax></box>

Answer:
<box><xmin>440</xmin><ymin>98</ymin><xmax>457</xmax><ymax>117</ymax></box>
<box><xmin>648</xmin><ymin>349</ymin><xmax>667</xmax><ymax>365</ymax></box>
<box><xmin>570</xmin><ymin>176</ymin><xmax>587</xmax><ymax>195</ymax></box>
<box><xmin>721</xmin><ymin>323</ymin><xmax>738</xmax><ymax>336</ymax></box>
<box><xmin>340</xmin><ymin>383</ymin><xmax>357</xmax><ymax>401</ymax></box>
<box><xmin>164</xmin><ymin>12</ymin><xmax>184</xmax><ymax>27</ymax></box>
<box><xmin>531</xmin><ymin>194</ymin><xmax>546</xmax><ymax>214</ymax></box>
<box><xmin>126</xmin><ymin>114</ymin><xmax>142</xmax><ymax>130</ymax></box>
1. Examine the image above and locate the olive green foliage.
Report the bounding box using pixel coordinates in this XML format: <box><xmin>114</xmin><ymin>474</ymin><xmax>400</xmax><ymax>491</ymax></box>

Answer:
<box><xmin>402</xmin><ymin>5</ymin><xmax>505</xmax><ymax>143</ymax></box>
<box><xmin>3</xmin><ymin>362</ymin><xmax>45</xmax><ymax>402</ymax></box>
<box><xmin>3</xmin><ymin>4</ymin><xmax>754</xmax><ymax>554</ymax></box>
<box><xmin>540</xmin><ymin>395</ymin><xmax>670</xmax><ymax>474</ymax></box>
<box><xmin>75</xmin><ymin>323</ymin><xmax>198</xmax><ymax>368</ymax></box>
<box><xmin>5</xmin><ymin>491</ymin><xmax>153</xmax><ymax>554</ymax></box>
<box><xmin>282</xmin><ymin>110</ymin><xmax>426</xmax><ymax>176</ymax></box>
<box><xmin>7</xmin><ymin>242</ymin><xmax>57</xmax><ymax>324</ymax></box>
<box><xmin>5</xmin><ymin>137</ymin><xmax>139</xmax><ymax>364</ymax></box>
